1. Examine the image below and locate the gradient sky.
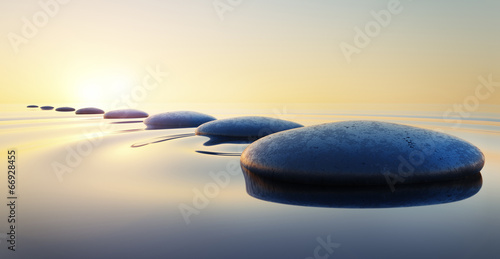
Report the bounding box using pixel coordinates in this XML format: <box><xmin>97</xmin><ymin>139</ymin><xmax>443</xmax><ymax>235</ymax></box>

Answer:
<box><xmin>1</xmin><ymin>0</ymin><xmax>499</xmax><ymax>106</ymax></box>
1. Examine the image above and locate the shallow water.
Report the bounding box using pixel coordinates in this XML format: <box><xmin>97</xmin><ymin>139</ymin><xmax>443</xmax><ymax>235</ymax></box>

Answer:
<box><xmin>0</xmin><ymin>105</ymin><xmax>499</xmax><ymax>259</ymax></box>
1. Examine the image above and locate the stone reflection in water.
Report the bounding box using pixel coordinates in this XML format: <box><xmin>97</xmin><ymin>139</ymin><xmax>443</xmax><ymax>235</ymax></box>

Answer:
<box><xmin>131</xmin><ymin>133</ymin><xmax>196</xmax><ymax>148</ymax></box>
<box><xmin>202</xmin><ymin>135</ymin><xmax>256</xmax><ymax>146</ymax></box>
<box><xmin>242</xmin><ymin>169</ymin><xmax>482</xmax><ymax>208</ymax></box>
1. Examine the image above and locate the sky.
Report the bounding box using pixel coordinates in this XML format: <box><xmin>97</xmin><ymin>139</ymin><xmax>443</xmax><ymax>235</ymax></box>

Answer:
<box><xmin>0</xmin><ymin>0</ymin><xmax>499</xmax><ymax>107</ymax></box>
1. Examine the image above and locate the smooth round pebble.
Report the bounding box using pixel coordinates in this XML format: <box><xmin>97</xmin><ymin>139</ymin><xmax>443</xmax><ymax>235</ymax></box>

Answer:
<box><xmin>195</xmin><ymin>116</ymin><xmax>303</xmax><ymax>138</ymax></box>
<box><xmin>104</xmin><ymin>109</ymin><xmax>149</xmax><ymax>119</ymax></box>
<box><xmin>241</xmin><ymin>120</ymin><xmax>485</xmax><ymax>186</ymax></box>
<box><xmin>145</xmin><ymin>111</ymin><xmax>216</xmax><ymax>129</ymax></box>
<box><xmin>55</xmin><ymin>107</ymin><xmax>76</xmax><ymax>112</ymax></box>
<box><xmin>27</xmin><ymin>105</ymin><xmax>38</xmax><ymax>108</ymax></box>
<box><xmin>76</xmin><ymin>107</ymin><xmax>105</xmax><ymax>114</ymax></box>
<box><xmin>40</xmin><ymin>106</ymin><xmax>54</xmax><ymax>110</ymax></box>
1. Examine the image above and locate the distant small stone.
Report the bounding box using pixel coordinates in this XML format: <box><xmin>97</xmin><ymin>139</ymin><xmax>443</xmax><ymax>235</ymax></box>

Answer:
<box><xmin>76</xmin><ymin>107</ymin><xmax>105</xmax><ymax>115</ymax></box>
<box><xmin>241</xmin><ymin>121</ymin><xmax>485</xmax><ymax>186</ymax></box>
<box><xmin>55</xmin><ymin>107</ymin><xmax>76</xmax><ymax>112</ymax></box>
<box><xmin>104</xmin><ymin>109</ymin><xmax>149</xmax><ymax>119</ymax></box>
<box><xmin>27</xmin><ymin>105</ymin><xmax>38</xmax><ymax>108</ymax></box>
<box><xmin>195</xmin><ymin>116</ymin><xmax>303</xmax><ymax>138</ymax></box>
<box><xmin>145</xmin><ymin>111</ymin><xmax>216</xmax><ymax>129</ymax></box>
<box><xmin>40</xmin><ymin>106</ymin><xmax>54</xmax><ymax>110</ymax></box>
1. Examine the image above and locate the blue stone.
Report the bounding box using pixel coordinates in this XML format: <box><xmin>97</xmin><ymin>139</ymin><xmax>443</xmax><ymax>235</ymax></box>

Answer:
<box><xmin>76</xmin><ymin>107</ymin><xmax>105</xmax><ymax>115</ymax></box>
<box><xmin>40</xmin><ymin>106</ymin><xmax>54</xmax><ymax>110</ymax></box>
<box><xmin>104</xmin><ymin>109</ymin><xmax>149</xmax><ymax>119</ymax></box>
<box><xmin>55</xmin><ymin>107</ymin><xmax>76</xmax><ymax>112</ymax></box>
<box><xmin>195</xmin><ymin>116</ymin><xmax>303</xmax><ymax>139</ymax></box>
<box><xmin>145</xmin><ymin>111</ymin><xmax>216</xmax><ymax>129</ymax></box>
<box><xmin>241</xmin><ymin>121</ymin><xmax>485</xmax><ymax>185</ymax></box>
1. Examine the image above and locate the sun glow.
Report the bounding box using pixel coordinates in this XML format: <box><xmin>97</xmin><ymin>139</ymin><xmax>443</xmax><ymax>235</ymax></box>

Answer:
<box><xmin>76</xmin><ymin>74</ymin><xmax>133</xmax><ymax>104</ymax></box>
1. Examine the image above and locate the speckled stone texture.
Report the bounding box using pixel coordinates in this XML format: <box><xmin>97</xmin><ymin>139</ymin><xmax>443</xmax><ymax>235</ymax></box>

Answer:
<box><xmin>195</xmin><ymin>116</ymin><xmax>303</xmax><ymax>138</ymax></box>
<box><xmin>104</xmin><ymin>109</ymin><xmax>149</xmax><ymax>119</ymax></box>
<box><xmin>76</xmin><ymin>107</ymin><xmax>105</xmax><ymax>114</ymax></box>
<box><xmin>241</xmin><ymin>121</ymin><xmax>485</xmax><ymax>185</ymax></box>
<box><xmin>145</xmin><ymin>111</ymin><xmax>216</xmax><ymax>129</ymax></box>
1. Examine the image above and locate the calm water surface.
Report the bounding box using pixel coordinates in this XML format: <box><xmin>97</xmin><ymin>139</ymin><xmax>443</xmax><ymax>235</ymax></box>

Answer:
<box><xmin>0</xmin><ymin>105</ymin><xmax>499</xmax><ymax>259</ymax></box>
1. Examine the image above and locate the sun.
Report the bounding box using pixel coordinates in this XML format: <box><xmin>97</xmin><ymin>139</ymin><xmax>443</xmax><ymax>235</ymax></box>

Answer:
<box><xmin>77</xmin><ymin>75</ymin><xmax>133</xmax><ymax>105</ymax></box>
<box><xmin>78</xmin><ymin>82</ymin><xmax>102</xmax><ymax>103</ymax></box>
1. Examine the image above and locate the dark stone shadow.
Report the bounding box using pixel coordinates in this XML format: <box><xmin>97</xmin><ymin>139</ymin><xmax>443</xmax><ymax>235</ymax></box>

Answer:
<box><xmin>110</xmin><ymin>120</ymin><xmax>145</xmax><ymax>124</ymax></box>
<box><xmin>131</xmin><ymin>133</ymin><xmax>195</xmax><ymax>148</ymax></box>
<box><xmin>201</xmin><ymin>136</ymin><xmax>257</xmax><ymax>146</ymax></box>
<box><xmin>146</xmin><ymin>125</ymin><xmax>197</xmax><ymax>130</ymax></box>
<box><xmin>195</xmin><ymin>150</ymin><xmax>241</xmax><ymax>156</ymax></box>
<box><xmin>242</xmin><ymin>168</ymin><xmax>482</xmax><ymax>208</ymax></box>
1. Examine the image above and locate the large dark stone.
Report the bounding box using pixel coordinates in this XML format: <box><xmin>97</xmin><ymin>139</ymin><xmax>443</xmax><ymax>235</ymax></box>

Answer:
<box><xmin>76</xmin><ymin>107</ymin><xmax>105</xmax><ymax>115</ymax></box>
<box><xmin>241</xmin><ymin>121</ymin><xmax>485</xmax><ymax>186</ymax></box>
<box><xmin>195</xmin><ymin>116</ymin><xmax>303</xmax><ymax>139</ymax></box>
<box><xmin>145</xmin><ymin>111</ymin><xmax>216</xmax><ymax>129</ymax></box>
<box><xmin>104</xmin><ymin>109</ymin><xmax>149</xmax><ymax>119</ymax></box>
